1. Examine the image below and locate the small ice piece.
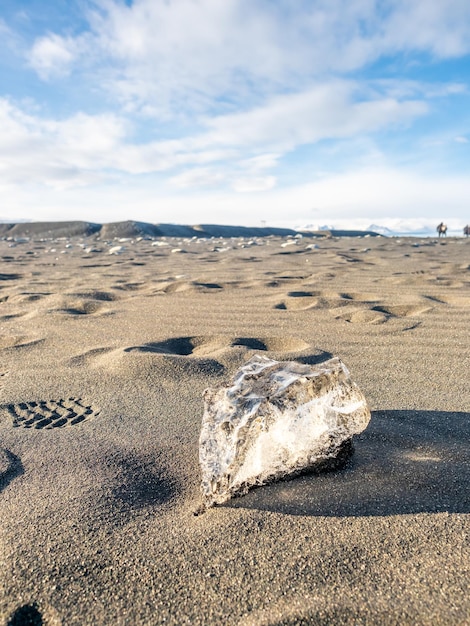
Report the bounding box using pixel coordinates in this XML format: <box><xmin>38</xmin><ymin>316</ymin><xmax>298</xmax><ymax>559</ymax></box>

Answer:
<box><xmin>109</xmin><ymin>245</ymin><xmax>124</xmax><ymax>255</ymax></box>
<box><xmin>199</xmin><ymin>355</ymin><xmax>370</xmax><ymax>509</ymax></box>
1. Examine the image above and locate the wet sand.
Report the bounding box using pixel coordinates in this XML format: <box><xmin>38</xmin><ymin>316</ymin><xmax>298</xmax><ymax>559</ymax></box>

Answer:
<box><xmin>0</xmin><ymin>229</ymin><xmax>468</xmax><ymax>625</ymax></box>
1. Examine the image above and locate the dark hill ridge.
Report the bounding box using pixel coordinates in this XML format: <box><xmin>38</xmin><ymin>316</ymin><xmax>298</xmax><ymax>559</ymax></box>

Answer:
<box><xmin>0</xmin><ymin>220</ymin><xmax>381</xmax><ymax>240</ymax></box>
<box><xmin>0</xmin><ymin>221</ymin><xmax>101</xmax><ymax>238</ymax></box>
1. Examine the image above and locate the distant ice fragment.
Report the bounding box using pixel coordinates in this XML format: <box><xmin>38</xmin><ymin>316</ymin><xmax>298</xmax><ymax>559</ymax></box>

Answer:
<box><xmin>199</xmin><ymin>355</ymin><xmax>370</xmax><ymax>509</ymax></box>
<box><xmin>109</xmin><ymin>245</ymin><xmax>125</xmax><ymax>255</ymax></box>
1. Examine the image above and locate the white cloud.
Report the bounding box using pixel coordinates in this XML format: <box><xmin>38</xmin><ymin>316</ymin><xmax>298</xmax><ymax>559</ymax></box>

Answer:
<box><xmin>0</xmin><ymin>97</ymin><xmax>243</xmax><ymax>186</ymax></box>
<box><xmin>29</xmin><ymin>34</ymin><xmax>79</xmax><ymax>80</ymax></box>
<box><xmin>231</xmin><ymin>176</ymin><xmax>277</xmax><ymax>193</ymax></box>
<box><xmin>0</xmin><ymin>18</ymin><xmax>11</xmax><ymax>38</ymax></box>
<box><xmin>371</xmin><ymin>79</ymin><xmax>467</xmax><ymax>100</ymax></box>
<box><xmin>168</xmin><ymin>153</ymin><xmax>280</xmax><ymax>192</ymax></box>
<box><xmin>204</xmin><ymin>82</ymin><xmax>427</xmax><ymax>151</ymax></box>
<box><xmin>0</xmin><ymin>99</ymin><xmax>127</xmax><ymax>186</ymax></box>
<box><xmin>454</xmin><ymin>136</ymin><xmax>469</xmax><ymax>143</ymax></box>
<box><xmin>87</xmin><ymin>0</ymin><xmax>289</xmax><ymax>110</ymax></box>
<box><xmin>3</xmin><ymin>165</ymin><xmax>470</xmax><ymax>227</ymax></box>
<box><xmin>0</xmin><ymin>17</ymin><xmax>20</xmax><ymax>49</ymax></box>
<box><xmin>239</xmin><ymin>153</ymin><xmax>281</xmax><ymax>172</ymax></box>
<box><xmin>169</xmin><ymin>167</ymin><xmax>225</xmax><ymax>189</ymax></box>
<box><xmin>380</xmin><ymin>0</ymin><xmax>470</xmax><ymax>58</ymax></box>
<box><xmin>0</xmin><ymin>79</ymin><xmax>428</xmax><ymax>191</ymax></box>
<box><xmin>26</xmin><ymin>1</ymin><xmax>470</xmax><ymax>118</ymax></box>
<box><xmin>276</xmin><ymin>166</ymin><xmax>470</xmax><ymax>222</ymax></box>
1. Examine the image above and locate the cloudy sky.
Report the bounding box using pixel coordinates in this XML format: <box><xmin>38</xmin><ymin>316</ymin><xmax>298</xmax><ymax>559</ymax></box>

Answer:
<box><xmin>1</xmin><ymin>0</ymin><xmax>470</xmax><ymax>229</ymax></box>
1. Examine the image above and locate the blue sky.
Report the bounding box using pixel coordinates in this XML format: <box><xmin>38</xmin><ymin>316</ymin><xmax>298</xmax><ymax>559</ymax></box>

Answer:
<box><xmin>1</xmin><ymin>0</ymin><xmax>469</xmax><ymax>230</ymax></box>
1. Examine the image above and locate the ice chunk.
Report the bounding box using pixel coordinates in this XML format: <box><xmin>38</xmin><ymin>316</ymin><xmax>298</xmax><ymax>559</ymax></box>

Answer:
<box><xmin>109</xmin><ymin>245</ymin><xmax>125</xmax><ymax>255</ymax></box>
<box><xmin>199</xmin><ymin>355</ymin><xmax>370</xmax><ymax>509</ymax></box>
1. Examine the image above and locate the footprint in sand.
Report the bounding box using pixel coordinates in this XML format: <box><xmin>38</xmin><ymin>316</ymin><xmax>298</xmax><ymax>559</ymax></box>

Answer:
<box><xmin>332</xmin><ymin>302</ymin><xmax>432</xmax><ymax>324</ymax></box>
<box><xmin>274</xmin><ymin>290</ymin><xmax>321</xmax><ymax>311</ymax></box>
<box><xmin>158</xmin><ymin>280</ymin><xmax>224</xmax><ymax>294</ymax></box>
<box><xmin>122</xmin><ymin>335</ymin><xmax>315</xmax><ymax>377</ymax></box>
<box><xmin>275</xmin><ymin>290</ymin><xmax>433</xmax><ymax>324</ymax></box>
<box><xmin>112</xmin><ymin>281</ymin><xmax>147</xmax><ymax>292</ymax></box>
<box><xmin>0</xmin><ymin>312</ymin><xmax>32</xmax><ymax>322</ymax></box>
<box><xmin>370</xmin><ymin>303</ymin><xmax>432</xmax><ymax>317</ymax></box>
<box><xmin>339</xmin><ymin>291</ymin><xmax>380</xmax><ymax>302</ymax></box>
<box><xmin>192</xmin><ymin>281</ymin><xmax>224</xmax><ymax>292</ymax></box>
<box><xmin>424</xmin><ymin>294</ymin><xmax>470</xmax><ymax>306</ymax></box>
<box><xmin>51</xmin><ymin>297</ymin><xmax>112</xmax><ymax>316</ymax></box>
<box><xmin>265</xmin><ymin>277</ymin><xmax>309</xmax><ymax>289</ymax></box>
<box><xmin>274</xmin><ymin>290</ymin><xmax>356</xmax><ymax>312</ymax></box>
<box><xmin>68</xmin><ymin>347</ymin><xmax>115</xmax><ymax>368</ymax></box>
<box><xmin>8</xmin><ymin>292</ymin><xmax>51</xmax><ymax>304</ymax></box>
<box><xmin>0</xmin><ymin>272</ymin><xmax>23</xmax><ymax>281</ymax></box>
<box><xmin>66</xmin><ymin>290</ymin><xmax>121</xmax><ymax>302</ymax></box>
<box><xmin>7</xmin><ymin>603</ymin><xmax>43</xmax><ymax>626</ymax></box>
<box><xmin>0</xmin><ymin>335</ymin><xmax>45</xmax><ymax>350</ymax></box>
<box><xmin>0</xmin><ymin>449</ymin><xmax>24</xmax><ymax>493</ymax></box>
<box><xmin>125</xmin><ymin>335</ymin><xmax>310</xmax><ymax>357</ymax></box>
<box><xmin>3</xmin><ymin>398</ymin><xmax>100</xmax><ymax>429</ymax></box>
<box><xmin>6</xmin><ymin>601</ymin><xmax>61</xmax><ymax>626</ymax></box>
<box><xmin>332</xmin><ymin>308</ymin><xmax>389</xmax><ymax>324</ymax></box>
<box><xmin>77</xmin><ymin>337</ymin><xmax>325</xmax><ymax>379</ymax></box>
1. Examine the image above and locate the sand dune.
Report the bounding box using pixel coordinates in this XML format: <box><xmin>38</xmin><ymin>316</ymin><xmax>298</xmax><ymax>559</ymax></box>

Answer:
<box><xmin>0</xmin><ymin>231</ymin><xmax>468</xmax><ymax>625</ymax></box>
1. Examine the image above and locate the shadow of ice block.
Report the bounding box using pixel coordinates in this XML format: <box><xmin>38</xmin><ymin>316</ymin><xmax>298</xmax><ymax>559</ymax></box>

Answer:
<box><xmin>227</xmin><ymin>410</ymin><xmax>470</xmax><ymax>517</ymax></box>
<box><xmin>199</xmin><ymin>354</ymin><xmax>370</xmax><ymax>509</ymax></box>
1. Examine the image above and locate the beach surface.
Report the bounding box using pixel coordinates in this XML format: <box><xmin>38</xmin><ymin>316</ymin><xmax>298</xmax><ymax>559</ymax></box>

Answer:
<box><xmin>0</xmin><ymin>227</ymin><xmax>468</xmax><ymax>625</ymax></box>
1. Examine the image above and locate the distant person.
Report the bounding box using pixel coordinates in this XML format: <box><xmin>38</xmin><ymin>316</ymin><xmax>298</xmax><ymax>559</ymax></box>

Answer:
<box><xmin>437</xmin><ymin>222</ymin><xmax>447</xmax><ymax>237</ymax></box>
<box><xmin>464</xmin><ymin>225</ymin><xmax>469</xmax><ymax>237</ymax></box>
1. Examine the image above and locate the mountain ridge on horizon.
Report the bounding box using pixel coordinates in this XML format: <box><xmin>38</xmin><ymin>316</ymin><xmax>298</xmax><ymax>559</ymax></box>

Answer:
<box><xmin>0</xmin><ymin>220</ymin><xmax>382</xmax><ymax>240</ymax></box>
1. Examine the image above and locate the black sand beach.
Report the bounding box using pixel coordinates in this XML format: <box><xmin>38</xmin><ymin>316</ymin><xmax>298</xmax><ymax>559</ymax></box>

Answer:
<box><xmin>0</xmin><ymin>225</ymin><xmax>468</xmax><ymax>624</ymax></box>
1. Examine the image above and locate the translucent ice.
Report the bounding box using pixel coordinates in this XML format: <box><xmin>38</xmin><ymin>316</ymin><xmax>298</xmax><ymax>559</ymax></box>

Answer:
<box><xmin>199</xmin><ymin>355</ymin><xmax>370</xmax><ymax>509</ymax></box>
